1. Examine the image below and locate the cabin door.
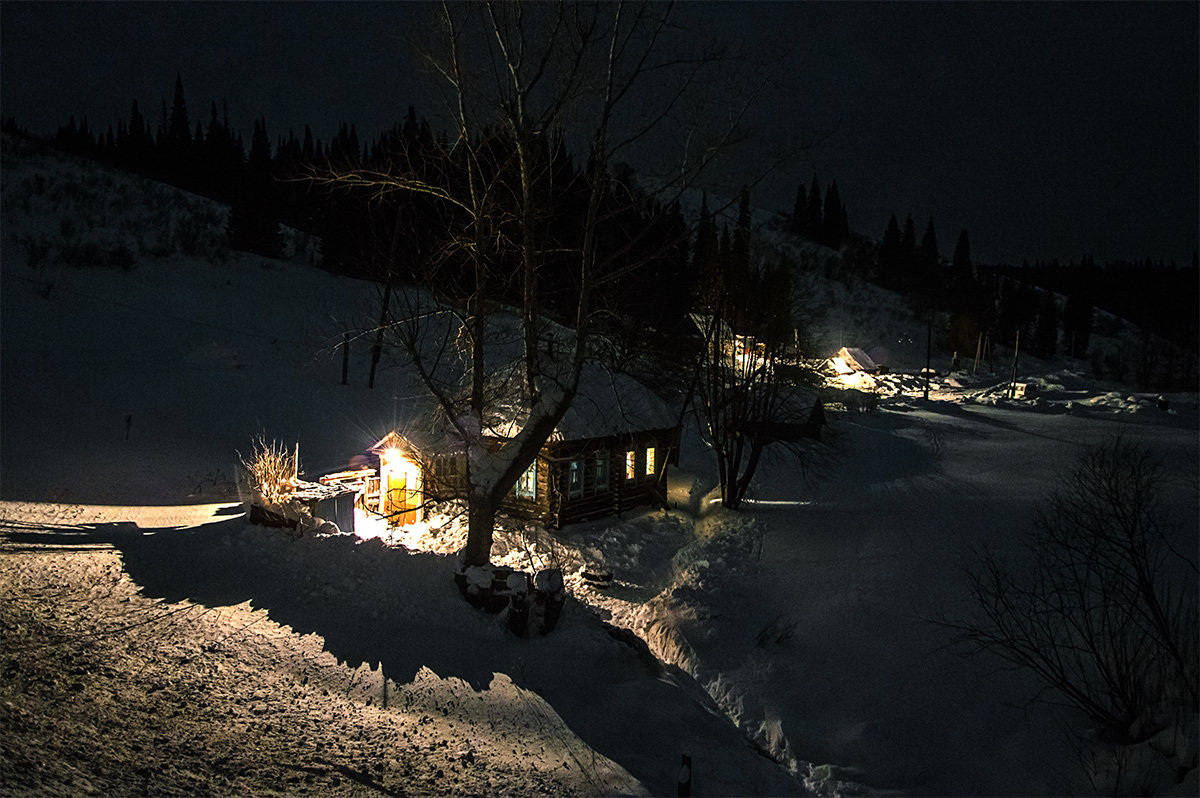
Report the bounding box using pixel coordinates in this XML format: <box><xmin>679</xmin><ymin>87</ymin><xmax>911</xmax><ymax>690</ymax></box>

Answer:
<box><xmin>381</xmin><ymin>456</ymin><xmax>422</xmax><ymax>526</ymax></box>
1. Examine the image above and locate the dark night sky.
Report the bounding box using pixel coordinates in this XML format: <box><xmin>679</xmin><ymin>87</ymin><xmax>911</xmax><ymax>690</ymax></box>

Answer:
<box><xmin>2</xmin><ymin>1</ymin><xmax>1196</xmax><ymax>266</ymax></box>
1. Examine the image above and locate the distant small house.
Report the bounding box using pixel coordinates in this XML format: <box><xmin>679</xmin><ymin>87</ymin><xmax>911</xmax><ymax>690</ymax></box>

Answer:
<box><xmin>734</xmin><ymin>392</ymin><xmax>827</xmax><ymax>443</ymax></box>
<box><xmin>322</xmin><ymin>366</ymin><xmax>680</xmax><ymax>529</ymax></box>
<box><xmin>829</xmin><ymin>346</ymin><xmax>880</xmax><ymax>375</ymax></box>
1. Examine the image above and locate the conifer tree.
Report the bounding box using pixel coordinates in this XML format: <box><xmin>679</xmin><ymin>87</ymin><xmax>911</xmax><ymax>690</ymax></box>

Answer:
<box><xmin>879</xmin><ymin>214</ymin><xmax>902</xmax><ymax>286</ymax></box>
<box><xmin>1031</xmin><ymin>287</ymin><xmax>1058</xmax><ymax>358</ymax></box>
<box><xmin>168</xmin><ymin>74</ymin><xmax>190</xmax><ymax>150</ymax></box>
<box><xmin>1063</xmin><ymin>258</ymin><xmax>1094</xmax><ymax>358</ymax></box>
<box><xmin>302</xmin><ymin>125</ymin><xmax>315</xmax><ymax>162</ymax></box>
<box><xmin>901</xmin><ymin>214</ymin><xmax>916</xmax><ymax>261</ymax></box>
<box><xmin>718</xmin><ymin>224</ymin><xmax>732</xmax><ymax>285</ymax></box>
<box><xmin>126</xmin><ymin>100</ymin><xmax>150</xmax><ymax>168</ymax></box>
<box><xmin>657</xmin><ymin>199</ymin><xmax>693</xmax><ymax>328</ymax></box>
<box><xmin>822</xmin><ymin>181</ymin><xmax>845</xmax><ymax>248</ymax></box>
<box><xmin>792</xmin><ymin>182</ymin><xmax>808</xmax><ymax>238</ymax></box>
<box><xmin>163</xmin><ymin>74</ymin><xmax>193</xmax><ymax>184</ymax></box>
<box><xmin>731</xmin><ymin>186</ymin><xmax>752</xmax><ymax>304</ymax></box>
<box><xmin>805</xmin><ymin>175</ymin><xmax>822</xmax><ymax>241</ymax></box>
<box><xmin>899</xmin><ymin>214</ymin><xmax>917</xmax><ymax>286</ymax></box>
<box><xmin>919</xmin><ymin>217</ymin><xmax>939</xmax><ymax>271</ymax></box>
<box><xmin>199</xmin><ymin>100</ymin><xmax>238</xmax><ymax>201</ymax></box>
<box><xmin>227</xmin><ymin>118</ymin><xmax>283</xmax><ymax>258</ymax></box>
<box><xmin>952</xmin><ymin>228</ymin><xmax>972</xmax><ymax>272</ymax></box>
<box><xmin>758</xmin><ymin>254</ymin><xmax>793</xmax><ymax>344</ymax></box>
<box><xmin>692</xmin><ymin>193</ymin><xmax>721</xmax><ymax>309</ymax></box>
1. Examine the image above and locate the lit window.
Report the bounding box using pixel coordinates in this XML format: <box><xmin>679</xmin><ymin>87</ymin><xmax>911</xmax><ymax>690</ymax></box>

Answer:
<box><xmin>593</xmin><ymin>451</ymin><xmax>609</xmax><ymax>492</ymax></box>
<box><xmin>568</xmin><ymin>459</ymin><xmax>583</xmax><ymax>498</ymax></box>
<box><xmin>645</xmin><ymin>446</ymin><xmax>656</xmax><ymax>477</ymax></box>
<box><xmin>515</xmin><ymin>461</ymin><xmax>536</xmax><ymax>499</ymax></box>
<box><xmin>625</xmin><ymin>450</ymin><xmax>636</xmax><ymax>480</ymax></box>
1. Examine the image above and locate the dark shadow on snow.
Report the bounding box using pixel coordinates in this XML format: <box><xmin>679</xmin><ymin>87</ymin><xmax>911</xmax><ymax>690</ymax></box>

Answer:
<box><xmin>1</xmin><ymin>517</ymin><xmax>798</xmax><ymax>796</ymax></box>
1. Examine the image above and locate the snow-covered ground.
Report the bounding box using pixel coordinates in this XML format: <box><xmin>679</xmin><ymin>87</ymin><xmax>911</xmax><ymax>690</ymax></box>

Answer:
<box><xmin>3</xmin><ymin>136</ymin><xmax>1197</xmax><ymax>795</ymax></box>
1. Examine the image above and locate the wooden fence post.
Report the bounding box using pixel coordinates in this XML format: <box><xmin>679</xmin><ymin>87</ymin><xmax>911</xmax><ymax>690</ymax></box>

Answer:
<box><xmin>677</xmin><ymin>753</ymin><xmax>692</xmax><ymax>797</ymax></box>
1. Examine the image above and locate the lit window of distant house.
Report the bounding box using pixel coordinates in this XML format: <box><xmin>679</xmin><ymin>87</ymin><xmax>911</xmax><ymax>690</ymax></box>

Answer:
<box><xmin>515</xmin><ymin>461</ymin><xmax>537</xmax><ymax>499</ymax></box>
<box><xmin>593</xmin><ymin>451</ymin><xmax>609</xmax><ymax>492</ymax></box>
<box><xmin>625</xmin><ymin>450</ymin><xmax>636</xmax><ymax>480</ymax></box>
<box><xmin>568</xmin><ymin>459</ymin><xmax>583</xmax><ymax>497</ymax></box>
<box><xmin>645</xmin><ymin>446</ymin><xmax>656</xmax><ymax>477</ymax></box>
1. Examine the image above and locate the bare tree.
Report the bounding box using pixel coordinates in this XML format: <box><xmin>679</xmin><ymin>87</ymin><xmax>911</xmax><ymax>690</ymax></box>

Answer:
<box><xmin>691</xmin><ymin>241</ymin><xmax>823</xmax><ymax>510</ymax></box>
<box><xmin>943</xmin><ymin>435</ymin><xmax>1198</xmax><ymax>790</ymax></box>
<box><xmin>310</xmin><ymin>2</ymin><xmax>761</xmax><ymax>567</ymax></box>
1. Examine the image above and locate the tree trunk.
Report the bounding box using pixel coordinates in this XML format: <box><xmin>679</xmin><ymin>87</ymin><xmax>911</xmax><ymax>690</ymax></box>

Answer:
<box><xmin>368</xmin><ymin>280</ymin><xmax>391</xmax><ymax>390</ymax></box>
<box><xmin>463</xmin><ymin>492</ymin><xmax>498</xmax><ymax>567</ymax></box>
<box><xmin>729</xmin><ymin>437</ymin><xmax>766</xmax><ymax>509</ymax></box>
<box><xmin>724</xmin><ymin>436</ymin><xmax>767</xmax><ymax>510</ymax></box>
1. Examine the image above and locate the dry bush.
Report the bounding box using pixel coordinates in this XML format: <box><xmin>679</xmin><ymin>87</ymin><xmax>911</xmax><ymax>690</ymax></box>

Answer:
<box><xmin>943</xmin><ymin>434</ymin><xmax>1198</xmax><ymax>791</ymax></box>
<box><xmin>239</xmin><ymin>437</ymin><xmax>297</xmax><ymax>507</ymax></box>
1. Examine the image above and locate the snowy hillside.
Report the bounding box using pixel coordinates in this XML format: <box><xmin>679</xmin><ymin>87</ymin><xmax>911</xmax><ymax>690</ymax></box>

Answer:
<box><xmin>0</xmin><ymin>135</ymin><xmax>800</xmax><ymax>796</ymax></box>
<box><xmin>3</xmin><ymin>135</ymin><xmax>1198</xmax><ymax>796</ymax></box>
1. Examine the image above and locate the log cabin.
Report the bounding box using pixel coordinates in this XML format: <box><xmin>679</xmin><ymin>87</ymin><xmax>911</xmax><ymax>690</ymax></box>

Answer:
<box><xmin>322</xmin><ymin>367</ymin><xmax>680</xmax><ymax>529</ymax></box>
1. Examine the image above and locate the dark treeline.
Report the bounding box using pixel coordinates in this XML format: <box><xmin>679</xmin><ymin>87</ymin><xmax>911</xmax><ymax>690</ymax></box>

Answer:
<box><xmin>12</xmin><ymin>74</ymin><xmax>1195</xmax><ymax>386</ymax></box>
<box><xmin>33</xmin><ymin>76</ymin><xmax>697</xmax><ymax>333</ymax></box>
<box><xmin>996</xmin><ymin>257</ymin><xmax>1199</xmax><ymax>355</ymax></box>
<box><xmin>789</xmin><ymin>175</ymin><xmax>851</xmax><ymax>250</ymax></box>
<box><xmin>786</xmin><ymin>189</ymin><xmax>1196</xmax><ymax>385</ymax></box>
<box><xmin>695</xmin><ymin>187</ymin><xmax>794</xmax><ymax>346</ymax></box>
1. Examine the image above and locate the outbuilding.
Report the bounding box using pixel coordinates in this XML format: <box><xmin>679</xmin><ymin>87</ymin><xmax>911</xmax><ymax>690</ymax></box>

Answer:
<box><xmin>829</xmin><ymin>346</ymin><xmax>880</xmax><ymax>375</ymax></box>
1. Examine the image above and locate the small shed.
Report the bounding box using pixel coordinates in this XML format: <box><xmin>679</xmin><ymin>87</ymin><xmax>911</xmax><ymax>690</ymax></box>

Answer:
<box><xmin>733</xmin><ymin>394</ymin><xmax>827</xmax><ymax>443</ymax></box>
<box><xmin>292</xmin><ymin>481</ymin><xmax>358</xmax><ymax>533</ymax></box>
<box><xmin>829</xmin><ymin>346</ymin><xmax>879</xmax><ymax>375</ymax></box>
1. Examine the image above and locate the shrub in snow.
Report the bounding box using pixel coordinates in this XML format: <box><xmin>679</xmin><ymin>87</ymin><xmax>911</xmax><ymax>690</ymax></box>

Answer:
<box><xmin>239</xmin><ymin>436</ymin><xmax>298</xmax><ymax>508</ymax></box>
<box><xmin>753</xmin><ymin>614</ymin><xmax>798</xmax><ymax>647</ymax></box>
<box><xmin>531</xmin><ymin>568</ymin><xmax>566</xmax><ymax>634</ymax></box>
<box><xmin>945</xmin><ymin>434</ymin><xmax>1199</xmax><ymax>790</ymax></box>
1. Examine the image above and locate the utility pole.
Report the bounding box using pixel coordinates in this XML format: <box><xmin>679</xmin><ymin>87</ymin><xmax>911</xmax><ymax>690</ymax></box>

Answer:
<box><xmin>923</xmin><ymin>313</ymin><xmax>932</xmax><ymax>400</ymax></box>
<box><xmin>1007</xmin><ymin>329</ymin><xmax>1021</xmax><ymax>399</ymax></box>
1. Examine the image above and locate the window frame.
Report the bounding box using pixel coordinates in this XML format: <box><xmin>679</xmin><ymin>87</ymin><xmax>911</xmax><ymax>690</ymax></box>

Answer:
<box><xmin>593</xmin><ymin>451</ymin><xmax>609</xmax><ymax>492</ymax></box>
<box><xmin>515</xmin><ymin>460</ymin><xmax>537</xmax><ymax>500</ymax></box>
<box><xmin>567</xmin><ymin>458</ymin><xmax>584</xmax><ymax>498</ymax></box>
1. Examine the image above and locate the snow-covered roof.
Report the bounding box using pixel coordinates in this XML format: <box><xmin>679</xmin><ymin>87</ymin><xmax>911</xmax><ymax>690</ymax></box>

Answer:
<box><xmin>688</xmin><ymin>312</ymin><xmax>733</xmax><ymax>341</ymax></box>
<box><xmin>373</xmin><ymin>363</ymin><xmax>677</xmax><ymax>456</ymax></box>
<box><xmin>831</xmin><ymin>346</ymin><xmax>878</xmax><ymax>373</ymax></box>
<box><xmin>485</xmin><ymin>362</ymin><xmax>676</xmax><ymax>442</ymax></box>
<box><xmin>551</xmin><ymin>364</ymin><xmax>677</xmax><ymax>441</ymax></box>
